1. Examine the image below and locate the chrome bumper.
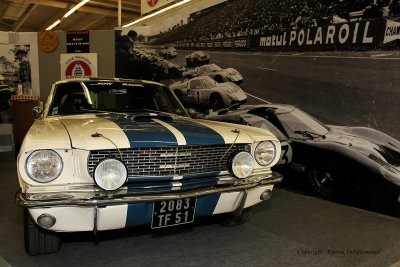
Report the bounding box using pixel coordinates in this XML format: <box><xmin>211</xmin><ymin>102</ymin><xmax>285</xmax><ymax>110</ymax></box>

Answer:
<box><xmin>16</xmin><ymin>172</ymin><xmax>283</xmax><ymax>208</ymax></box>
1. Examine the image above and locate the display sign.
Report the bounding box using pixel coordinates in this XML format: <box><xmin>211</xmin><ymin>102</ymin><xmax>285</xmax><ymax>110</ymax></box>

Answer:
<box><xmin>39</xmin><ymin>31</ymin><xmax>58</xmax><ymax>53</ymax></box>
<box><xmin>383</xmin><ymin>19</ymin><xmax>400</xmax><ymax>44</ymax></box>
<box><xmin>141</xmin><ymin>0</ymin><xmax>177</xmax><ymax>15</ymax></box>
<box><xmin>66</xmin><ymin>31</ymin><xmax>90</xmax><ymax>53</ymax></box>
<box><xmin>60</xmin><ymin>53</ymin><xmax>97</xmax><ymax>79</ymax></box>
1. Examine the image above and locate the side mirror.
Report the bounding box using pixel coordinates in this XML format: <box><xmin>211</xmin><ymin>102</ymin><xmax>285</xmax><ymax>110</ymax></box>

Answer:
<box><xmin>32</xmin><ymin>106</ymin><xmax>43</xmax><ymax>119</ymax></box>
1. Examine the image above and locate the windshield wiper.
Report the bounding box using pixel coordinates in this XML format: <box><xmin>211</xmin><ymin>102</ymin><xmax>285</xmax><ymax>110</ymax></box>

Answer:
<box><xmin>78</xmin><ymin>108</ymin><xmax>111</xmax><ymax>114</ymax></box>
<box><xmin>294</xmin><ymin>130</ymin><xmax>326</xmax><ymax>139</ymax></box>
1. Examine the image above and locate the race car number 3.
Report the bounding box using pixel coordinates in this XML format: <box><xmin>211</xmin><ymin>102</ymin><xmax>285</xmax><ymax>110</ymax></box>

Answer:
<box><xmin>152</xmin><ymin>198</ymin><xmax>197</xmax><ymax>228</ymax></box>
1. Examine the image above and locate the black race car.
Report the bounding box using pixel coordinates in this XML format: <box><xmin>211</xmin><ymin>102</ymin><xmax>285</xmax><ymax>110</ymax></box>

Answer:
<box><xmin>206</xmin><ymin>104</ymin><xmax>400</xmax><ymax>214</ymax></box>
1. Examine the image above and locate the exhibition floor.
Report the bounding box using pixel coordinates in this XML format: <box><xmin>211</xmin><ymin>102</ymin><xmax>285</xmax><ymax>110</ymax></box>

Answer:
<box><xmin>1</xmin><ymin>151</ymin><xmax>399</xmax><ymax>267</ymax></box>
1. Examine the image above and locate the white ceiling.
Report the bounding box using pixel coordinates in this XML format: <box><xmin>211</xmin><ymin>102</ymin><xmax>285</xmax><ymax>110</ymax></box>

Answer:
<box><xmin>0</xmin><ymin>0</ymin><xmax>141</xmax><ymax>32</ymax></box>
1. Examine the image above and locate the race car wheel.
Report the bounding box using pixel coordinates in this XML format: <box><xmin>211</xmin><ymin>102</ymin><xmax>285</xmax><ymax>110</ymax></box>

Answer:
<box><xmin>209</xmin><ymin>94</ymin><xmax>224</xmax><ymax>110</ymax></box>
<box><xmin>308</xmin><ymin>162</ymin><xmax>343</xmax><ymax>200</ymax></box>
<box><xmin>24</xmin><ymin>209</ymin><xmax>61</xmax><ymax>255</ymax></box>
<box><xmin>221</xmin><ymin>207</ymin><xmax>252</xmax><ymax>227</ymax></box>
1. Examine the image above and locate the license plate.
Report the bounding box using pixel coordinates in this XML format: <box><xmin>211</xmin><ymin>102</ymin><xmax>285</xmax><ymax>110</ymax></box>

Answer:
<box><xmin>151</xmin><ymin>198</ymin><xmax>197</xmax><ymax>229</ymax></box>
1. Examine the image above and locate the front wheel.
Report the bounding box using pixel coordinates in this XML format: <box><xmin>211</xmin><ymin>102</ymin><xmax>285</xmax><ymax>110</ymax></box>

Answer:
<box><xmin>24</xmin><ymin>209</ymin><xmax>61</xmax><ymax>255</ymax></box>
<box><xmin>308</xmin><ymin>163</ymin><xmax>343</xmax><ymax>200</ymax></box>
<box><xmin>221</xmin><ymin>208</ymin><xmax>252</xmax><ymax>227</ymax></box>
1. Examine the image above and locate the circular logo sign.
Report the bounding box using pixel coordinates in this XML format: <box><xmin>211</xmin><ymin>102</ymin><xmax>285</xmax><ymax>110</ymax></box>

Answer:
<box><xmin>39</xmin><ymin>31</ymin><xmax>58</xmax><ymax>53</ymax></box>
<box><xmin>147</xmin><ymin>0</ymin><xmax>158</xmax><ymax>7</ymax></box>
<box><xmin>65</xmin><ymin>60</ymin><xmax>92</xmax><ymax>78</ymax></box>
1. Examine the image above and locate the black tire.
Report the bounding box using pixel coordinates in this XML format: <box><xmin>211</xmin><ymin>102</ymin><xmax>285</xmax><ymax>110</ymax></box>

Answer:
<box><xmin>308</xmin><ymin>162</ymin><xmax>343</xmax><ymax>200</ymax></box>
<box><xmin>221</xmin><ymin>208</ymin><xmax>252</xmax><ymax>227</ymax></box>
<box><xmin>24</xmin><ymin>209</ymin><xmax>61</xmax><ymax>255</ymax></box>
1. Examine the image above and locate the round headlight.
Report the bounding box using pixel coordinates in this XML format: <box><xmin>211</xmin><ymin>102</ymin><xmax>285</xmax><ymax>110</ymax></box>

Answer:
<box><xmin>231</xmin><ymin>151</ymin><xmax>254</xmax><ymax>178</ymax></box>
<box><xmin>255</xmin><ymin>141</ymin><xmax>276</xmax><ymax>166</ymax></box>
<box><xmin>94</xmin><ymin>159</ymin><xmax>127</xmax><ymax>191</ymax></box>
<box><xmin>26</xmin><ymin>150</ymin><xmax>63</xmax><ymax>183</ymax></box>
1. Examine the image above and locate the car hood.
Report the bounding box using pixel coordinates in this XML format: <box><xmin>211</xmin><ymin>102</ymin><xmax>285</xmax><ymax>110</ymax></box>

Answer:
<box><xmin>218</xmin><ymin>82</ymin><xmax>244</xmax><ymax>92</ymax></box>
<box><xmin>327</xmin><ymin>126</ymin><xmax>400</xmax><ymax>168</ymax></box>
<box><xmin>27</xmin><ymin>113</ymin><xmax>276</xmax><ymax>151</ymax></box>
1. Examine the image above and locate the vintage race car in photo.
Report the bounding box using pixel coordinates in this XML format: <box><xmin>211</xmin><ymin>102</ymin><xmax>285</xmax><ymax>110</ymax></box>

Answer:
<box><xmin>183</xmin><ymin>63</ymin><xmax>243</xmax><ymax>84</ymax></box>
<box><xmin>159</xmin><ymin>47</ymin><xmax>177</xmax><ymax>58</ymax></box>
<box><xmin>15</xmin><ymin>78</ymin><xmax>282</xmax><ymax>255</ymax></box>
<box><xmin>185</xmin><ymin>51</ymin><xmax>210</xmax><ymax>67</ymax></box>
<box><xmin>153</xmin><ymin>59</ymin><xmax>186</xmax><ymax>80</ymax></box>
<box><xmin>170</xmin><ymin>76</ymin><xmax>247</xmax><ymax>110</ymax></box>
<box><xmin>206</xmin><ymin>104</ymin><xmax>400</xmax><ymax>213</ymax></box>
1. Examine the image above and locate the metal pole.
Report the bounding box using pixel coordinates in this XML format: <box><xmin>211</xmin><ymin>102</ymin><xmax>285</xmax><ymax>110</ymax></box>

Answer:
<box><xmin>118</xmin><ymin>0</ymin><xmax>122</xmax><ymax>27</ymax></box>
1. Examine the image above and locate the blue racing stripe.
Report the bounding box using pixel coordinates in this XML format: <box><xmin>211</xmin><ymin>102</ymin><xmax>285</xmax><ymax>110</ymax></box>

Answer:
<box><xmin>167</xmin><ymin>119</ymin><xmax>225</xmax><ymax>145</ymax></box>
<box><xmin>97</xmin><ymin>114</ymin><xmax>177</xmax><ymax>148</ymax></box>
<box><xmin>126</xmin><ymin>203</ymin><xmax>153</xmax><ymax>227</ymax></box>
<box><xmin>195</xmin><ymin>194</ymin><xmax>221</xmax><ymax>217</ymax></box>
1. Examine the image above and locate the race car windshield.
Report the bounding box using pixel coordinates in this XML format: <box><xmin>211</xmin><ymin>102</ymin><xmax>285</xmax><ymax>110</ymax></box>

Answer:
<box><xmin>277</xmin><ymin>108</ymin><xmax>329</xmax><ymax>138</ymax></box>
<box><xmin>48</xmin><ymin>81</ymin><xmax>188</xmax><ymax>117</ymax></box>
<box><xmin>201</xmin><ymin>77</ymin><xmax>217</xmax><ymax>88</ymax></box>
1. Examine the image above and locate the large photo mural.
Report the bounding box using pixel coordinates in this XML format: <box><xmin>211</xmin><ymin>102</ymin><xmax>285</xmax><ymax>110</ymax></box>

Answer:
<box><xmin>0</xmin><ymin>44</ymin><xmax>32</xmax><ymax>123</ymax></box>
<box><xmin>115</xmin><ymin>0</ymin><xmax>400</xmax><ymax>216</ymax></box>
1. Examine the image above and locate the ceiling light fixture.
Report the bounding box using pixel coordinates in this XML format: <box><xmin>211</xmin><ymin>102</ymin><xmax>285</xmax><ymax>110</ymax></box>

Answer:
<box><xmin>64</xmin><ymin>0</ymin><xmax>90</xmax><ymax>18</ymax></box>
<box><xmin>46</xmin><ymin>20</ymin><xmax>61</xmax><ymax>31</ymax></box>
<box><xmin>45</xmin><ymin>0</ymin><xmax>90</xmax><ymax>31</ymax></box>
<box><xmin>123</xmin><ymin>0</ymin><xmax>192</xmax><ymax>27</ymax></box>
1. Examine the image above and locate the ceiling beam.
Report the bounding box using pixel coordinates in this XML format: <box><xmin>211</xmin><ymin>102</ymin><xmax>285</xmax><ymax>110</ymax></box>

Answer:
<box><xmin>81</xmin><ymin>14</ymin><xmax>107</xmax><ymax>30</ymax></box>
<box><xmin>13</xmin><ymin>3</ymin><xmax>37</xmax><ymax>31</ymax></box>
<box><xmin>89</xmin><ymin>0</ymin><xmax>140</xmax><ymax>11</ymax></box>
<box><xmin>24</xmin><ymin>0</ymin><xmax>139</xmax><ymax>16</ymax></box>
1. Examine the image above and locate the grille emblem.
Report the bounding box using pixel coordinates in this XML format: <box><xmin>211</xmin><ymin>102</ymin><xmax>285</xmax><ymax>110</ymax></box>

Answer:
<box><xmin>161</xmin><ymin>163</ymin><xmax>191</xmax><ymax>169</ymax></box>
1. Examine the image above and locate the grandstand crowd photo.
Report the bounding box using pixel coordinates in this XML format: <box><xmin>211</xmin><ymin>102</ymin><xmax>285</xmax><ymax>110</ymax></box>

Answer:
<box><xmin>115</xmin><ymin>0</ymin><xmax>400</xmax><ymax>215</ymax></box>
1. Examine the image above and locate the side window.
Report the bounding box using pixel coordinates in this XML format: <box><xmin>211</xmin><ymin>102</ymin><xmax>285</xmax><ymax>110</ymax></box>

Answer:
<box><xmin>190</xmin><ymin>80</ymin><xmax>203</xmax><ymax>89</ymax></box>
<box><xmin>48</xmin><ymin>83</ymin><xmax>88</xmax><ymax>115</ymax></box>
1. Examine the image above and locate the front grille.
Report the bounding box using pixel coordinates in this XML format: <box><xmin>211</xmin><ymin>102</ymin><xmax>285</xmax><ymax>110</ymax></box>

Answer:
<box><xmin>88</xmin><ymin>144</ymin><xmax>248</xmax><ymax>178</ymax></box>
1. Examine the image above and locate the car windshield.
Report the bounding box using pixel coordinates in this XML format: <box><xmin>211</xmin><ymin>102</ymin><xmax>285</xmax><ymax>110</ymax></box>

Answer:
<box><xmin>201</xmin><ymin>77</ymin><xmax>217</xmax><ymax>89</ymax></box>
<box><xmin>209</xmin><ymin>64</ymin><xmax>222</xmax><ymax>71</ymax></box>
<box><xmin>48</xmin><ymin>80</ymin><xmax>188</xmax><ymax>117</ymax></box>
<box><xmin>277</xmin><ymin>108</ymin><xmax>328</xmax><ymax>138</ymax></box>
